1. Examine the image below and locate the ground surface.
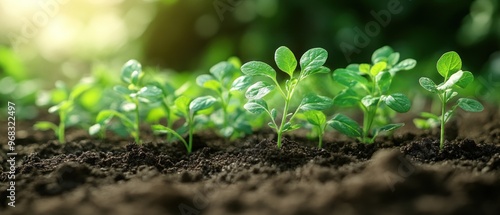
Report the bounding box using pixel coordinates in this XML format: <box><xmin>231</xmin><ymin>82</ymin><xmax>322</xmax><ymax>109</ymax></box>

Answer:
<box><xmin>1</xmin><ymin>107</ymin><xmax>500</xmax><ymax>215</ymax></box>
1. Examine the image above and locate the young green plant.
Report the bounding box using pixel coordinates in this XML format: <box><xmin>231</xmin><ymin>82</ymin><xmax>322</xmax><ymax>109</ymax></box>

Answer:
<box><xmin>331</xmin><ymin>46</ymin><xmax>415</xmax><ymax>143</ymax></box>
<box><xmin>89</xmin><ymin>60</ymin><xmax>163</xmax><ymax>144</ymax></box>
<box><xmin>196</xmin><ymin>60</ymin><xmax>252</xmax><ymax>139</ymax></box>
<box><xmin>302</xmin><ymin>110</ymin><xmax>330</xmax><ymax>148</ymax></box>
<box><xmin>152</xmin><ymin>95</ymin><xmax>216</xmax><ymax>154</ymax></box>
<box><xmin>418</xmin><ymin>51</ymin><xmax>483</xmax><ymax>149</ymax></box>
<box><xmin>239</xmin><ymin>46</ymin><xmax>332</xmax><ymax>148</ymax></box>
<box><xmin>34</xmin><ymin>82</ymin><xmax>91</xmax><ymax>143</ymax></box>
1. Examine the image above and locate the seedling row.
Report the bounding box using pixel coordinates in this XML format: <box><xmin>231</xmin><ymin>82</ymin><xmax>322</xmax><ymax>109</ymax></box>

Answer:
<box><xmin>34</xmin><ymin>46</ymin><xmax>484</xmax><ymax>153</ymax></box>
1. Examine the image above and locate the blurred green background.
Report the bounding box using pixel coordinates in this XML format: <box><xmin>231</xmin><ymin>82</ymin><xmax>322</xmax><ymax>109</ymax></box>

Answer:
<box><xmin>1</xmin><ymin>0</ymin><xmax>499</xmax><ymax>119</ymax></box>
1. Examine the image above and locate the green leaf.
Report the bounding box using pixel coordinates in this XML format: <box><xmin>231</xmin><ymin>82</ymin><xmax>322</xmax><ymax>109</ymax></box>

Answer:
<box><xmin>230</xmin><ymin>75</ymin><xmax>252</xmax><ymax>91</ymax></box>
<box><xmin>443</xmin><ymin>109</ymin><xmax>454</xmax><ymax>123</ymax></box>
<box><xmin>88</xmin><ymin>124</ymin><xmax>102</xmax><ymax>136</ymax></box>
<box><xmin>455</xmin><ymin>71</ymin><xmax>474</xmax><ymax>88</ymax></box>
<box><xmin>304</xmin><ymin>110</ymin><xmax>326</xmax><ymax>127</ymax></box>
<box><xmin>372</xmin><ymin>46</ymin><xmax>393</xmax><ymax>63</ymax></box>
<box><xmin>457</xmin><ymin>98</ymin><xmax>483</xmax><ymax>112</ymax></box>
<box><xmin>202</xmin><ymin>80</ymin><xmax>222</xmax><ymax>92</ymax></box>
<box><xmin>196</xmin><ymin>74</ymin><xmax>216</xmax><ymax>87</ymax></box>
<box><xmin>282</xmin><ymin>122</ymin><xmax>301</xmax><ymax>132</ymax></box>
<box><xmin>300</xmin><ymin>48</ymin><xmax>328</xmax><ymax>72</ymax></box>
<box><xmin>48</xmin><ymin>103</ymin><xmax>62</xmax><ymax>113</ymax></box>
<box><xmin>300</xmin><ymin>66</ymin><xmax>330</xmax><ymax>80</ymax></box>
<box><xmin>445</xmin><ymin>90</ymin><xmax>458</xmax><ymax>103</ymax></box>
<box><xmin>370</xmin><ymin>62</ymin><xmax>387</xmax><ymax>76</ymax></box>
<box><xmin>327</xmin><ymin>114</ymin><xmax>362</xmax><ymax>138</ymax></box>
<box><xmin>275</xmin><ymin>46</ymin><xmax>297</xmax><ymax>77</ymax></box>
<box><xmin>437</xmin><ymin>51</ymin><xmax>462</xmax><ymax>79</ymax></box>
<box><xmin>136</xmin><ymin>85</ymin><xmax>163</xmax><ymax>103</ymax></box>
<box><xmin>131</xmin><ymin>70</ymin><xmax>141</xmax><ymax>86</ymax></box>
<box><xmin>413</xmin><ymin>119</ymin><xmax>430</xmax><ymax>129</ymax></box>
<box><xmin>69</xmin><ymin>84</ymin><xmax>92</xmax><ymax>100</ymax></box>
<box><xmin>376</xmin><ymin>71</ymin><xmax>391</xmax><ymax>93</ymax></box>
<box><xmin>152</xmin><ymin>124</ymin><xmax>188</xmax><ymax>147</ymax></box>
<box><xmin>419</xmin><ymin>77</ymin><xmax>438</xmax><ymax>93</ymax></box>
<box><xmin>361</xmin><ymin>95</ymin><xmax>379</xmax><ymax>107</ymax></box>
<box><xmin>34</xmin><ymin>121</ymin><xmax>58</xmax><ymax>131</ymax></box>
<box><xmin>383</xmin><ymin>93</ymin><xmax>411</xmax><ymax>113</ymax></box>
<box><xmin>121</xmin><ymin>59</ymin><xmax>142</xmax><ymax>84</ymax></box>
<box><xmin>244</xmin><ymin>99</ymin><xmax>268</xmax><ymax>114</ymax></box>
<box><xmin>299</xmin><ymin>95</ymin><xmax>332</xmax><ymax>111</ymax></box>
<box><xmin>437</xmin><ymin>70</ymin><xmax>464</xmax><ymax>90</ymax></box>
<box><xmin>210</xmin><ymin>61</ymin><xmax>234</xmax><ymax>81</ymax></box>
<box><xmin>391</xmin><ymin>59</ymin><xmax>416</xmax><ymax>74</ymax></box>
<box><xmin>421</xmin><ymin>112</ymin><xmax>439</xmax><ymax>120</ymax></box>
<box><xmin>359</xmin><ymin>64</ymin><xmax>371</xmax><ymax>75</ymax></box>
<box><xmin>285</xmin><ymin>78</ymin><xmax>299</xmax><ymax>92</ymax></box>
<box><xmin>95</xmin><ymin>110</ymin><xmax>134</xmax><ymax>128</ymax></box>
<box><xmin>387</xmin><ymin>52</ymin><xmax>400</xmax><ymax>66</ymax></box>
<box><xmin>113</xmin><ymin>85</ymin><xmax>133</xmax><ymax>95</ymax></box>
<box><xmin>174</xmin><ymin>96</ymin><xmax>191</xmax><ymax>117</ymax></box>
<box><xmin>345</xmin><ymin>64</ymin><xmax>359</xmax><ymax>73</ymax></box>
<box><xmin>271</xmin><ymin>108</ymin><xmax>278</xmax><ymax>120</ymax></box>
<box><xmin>373</xmin><ymin>123</ymin><xmax>404</xmax><ymax>135</ymax></box>
<box><xmin>189</xmin><ymin>96</ymin><xmax>216</xmax><ymax>114</ymax></box>
<box><xmin>245</xmin><ymin>81</ymin><xmax>275</xmax><ymax>99</ymax></box>
<box><xmin>241</xmin><ymin>61</ymin><xmax>276</xmax><ymax>80</ymax></box>
<box><xmin>333</xmin><ymin>89</ymin><xmax>360</xmax><ymax>107</ymax></box>
<box><xmin>333</xmin><ymin>68</ymin><xmax>368</xmax><ymax>87</ymax></box>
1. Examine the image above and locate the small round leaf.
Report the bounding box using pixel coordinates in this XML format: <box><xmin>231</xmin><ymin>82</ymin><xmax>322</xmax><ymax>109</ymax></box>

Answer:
<box><xmin>457</xmin><ymin>98</ymin><xmax>483</xmax><ymax>112</ymax></box>
<box><xmin>436</xmin><ymin>51</ymin><xmax>461</xmax><ymax>79</ymax></box>
<box><xmin>241</xmin><ymin>61</ymin><xmax>277</xmax><ymax>80</ymax></box>
<box><xmin>384</xmin><ymin>93</ymin><xmax>411</xmax><ymax>113</ymax></box>
<box><xmin>275</xmin><ymin>46</ymin><xmax>297</xmax><ymax>77</ymax></box>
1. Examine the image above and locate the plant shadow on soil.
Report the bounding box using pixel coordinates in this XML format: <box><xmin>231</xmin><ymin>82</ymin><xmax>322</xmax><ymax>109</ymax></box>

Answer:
<box><xmin>1</xmin><ymin>107</ymin><xmax>500</xmax><ymax>215</ymax></box>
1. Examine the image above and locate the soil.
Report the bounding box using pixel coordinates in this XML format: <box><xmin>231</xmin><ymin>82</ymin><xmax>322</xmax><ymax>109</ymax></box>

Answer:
<box><xmin>1</xmin><ymin>107</ymin><xmax>500</xmax><ymax>215</ymax></box>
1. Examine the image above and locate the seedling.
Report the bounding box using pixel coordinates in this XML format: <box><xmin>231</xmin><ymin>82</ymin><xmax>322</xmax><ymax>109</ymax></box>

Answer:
<box><xmin>34</xmin><ymin>82</ymin><xmax>91</xmax><ymax>143</ymax></box>
<box><xmin>331</xmin><ymin>46</ymin><xmax>416</xmax><ymax>144</ymax></box>
<box><xmin>418</xmin><ymin>51</ymin><xmax>483</xmax><ymax>149</ymax></box>
<box><xmin>239</xmin><ymin>46</ymin><xmax>332</xmax><ymax>148</ymax></box>
<box><xmin>196</xmin><ymin>60</ymin><xmax>252</xmax><ymax>139</ymax></box>
<box><xmin>152</xmin><ymin>95</ymin><xmax>216</xmax><ymax>154</ymax></box>
<box><xmin>303</xmin><ymin>110</ymin><xmax>330</xmax><ymax>148</ymax></box>
<box><xmin>89</xmin><ymin>60</ymin><xmax>163</xmax><ymax>144</ymax></box>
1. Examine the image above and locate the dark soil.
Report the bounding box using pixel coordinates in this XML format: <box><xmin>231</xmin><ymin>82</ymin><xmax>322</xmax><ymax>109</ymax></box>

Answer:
<box><xmin>1</xmin><ymin>107</ymin><xmax>500</xmax><ymax>215</ymax></box>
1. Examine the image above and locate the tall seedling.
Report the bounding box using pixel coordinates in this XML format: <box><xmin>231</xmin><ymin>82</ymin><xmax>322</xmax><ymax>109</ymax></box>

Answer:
<box><xmin>418</xmin><ymin>51</ymin><xmax>483</xmax><ymax>149</ymax></box>
<box><xmin>90</xmin><ymin>60</ymin><xmax>163</xmax><ymax>144</ymax></box>
<box><xmin>34</xmin><ymin>82</ymin><xmax>92</xmax><ymax>143</ymax></box>
<box><xmin>196</xmin><ymin>60</ymin><xmax>252</xmax><ymax>139</ymax></box>
<box><xmin>331</xmin><ymin>46</ymin><xmax>416</xmax><ymax>143</ymax></box>
<box><xmin>239</xmin><ymin>46</ymin><xmax>332</xmax><ymax>148</ymax></box>
<box><xmin>153</xmin><ymin>95</ymin><xmax>216</xmax><ymax>154</ymax></box>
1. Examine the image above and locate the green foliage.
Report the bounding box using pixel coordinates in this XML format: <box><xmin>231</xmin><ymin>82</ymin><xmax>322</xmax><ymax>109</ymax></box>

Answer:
<box><xmin>331</xmin><ymin>46</ymin><xmax>415</xmax><ymax>144</ymax></box>
<box><xmin>34</xmin><ymin>82</ymin><xmax>92</xmax><ymax>143</ymax></box>
<box><xmin>196</xmin><ymin>60</ymin><xmax>252</xmax><ymax>139</ymax></box>
<box><xmin>153</xmin><ymin>95</ymin><xmax>216</xmax><ymax>154</ymax></box>
<box><xmin>303</xmin><ymin>110</ymin><xmax>328</xmax><ymax>148</ymax></box>
<box><xmin>417</xmin><ymin>51</ymin><xmax>483</xmax><ymax>149</ymax></box>
<box><xmin>239</xmin><ymin>46</ymin><xmax>331</xmax><ymax>148</ymax></box>
<box><xmin>90</xmin><ymin>60</ymin><xmax>163</xmax><ymax>144</ymax></box>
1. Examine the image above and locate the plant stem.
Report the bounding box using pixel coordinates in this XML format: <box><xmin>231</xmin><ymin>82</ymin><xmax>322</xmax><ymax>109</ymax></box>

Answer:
<box><xmin>318</xmin><ymin>128</ymin><xmax>323</xmax><ymax>148</ymax></box>
<box><xmin>277</xmin><ymin>99</ymin><xmax>290</xmax><ymax>148</ymax></box>
<box><xmin>135</xmin><ymin>98</ymin><xmax>141</xmax><ymax>144</ymax></box>
<box><xmin>162</xmin><ymin>101</ymin><xmax>173</xmax><ymax>142</ymax></box>
<box><xmin>362</xmin><ymin>107</ymin><xmax>375</xmax><ymax>144</ymax></box>
<box><xmin>440</xmin><ymin>93</ymin><xmax>446</xmax><ymax>149</ymax></box>
<box><xmin>58</xmin><ymin>114</ymin><xmax>65</xmax><ymax>144</ymax></box>
<box><xmin>188</xmin><ymin>117</ymin><xmax>194</xmax><ymax>154</ymax></box>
